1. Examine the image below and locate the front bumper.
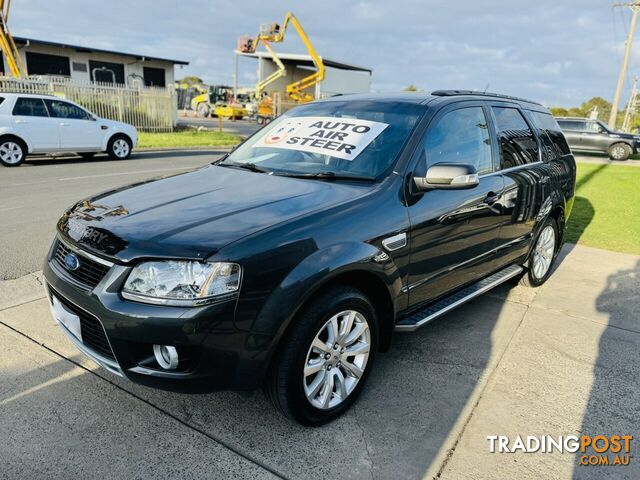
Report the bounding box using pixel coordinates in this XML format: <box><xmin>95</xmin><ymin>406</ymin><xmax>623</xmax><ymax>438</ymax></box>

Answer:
<box><xmin>43</xmin><ymin>237</ymin><xmax>268</xmax><ymax>392</ymax></box>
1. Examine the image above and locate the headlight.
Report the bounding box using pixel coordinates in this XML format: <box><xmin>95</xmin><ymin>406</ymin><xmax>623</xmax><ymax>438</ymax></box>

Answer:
<box><xmin>122</xmin><ymin>261</ymin><xmax>241</xmax><ymax>306</ymax></box>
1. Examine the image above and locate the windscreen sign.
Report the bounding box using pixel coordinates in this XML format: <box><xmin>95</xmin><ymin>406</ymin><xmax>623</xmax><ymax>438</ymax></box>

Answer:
<box><xmin>253</xmin><ymin>116</ymin><xmax>389</xmax><ymax>161</ymax></box>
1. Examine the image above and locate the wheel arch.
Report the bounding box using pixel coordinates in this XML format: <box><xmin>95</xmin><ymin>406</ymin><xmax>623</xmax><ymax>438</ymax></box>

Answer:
<box><xmin>0</xmin><ymin>132</ymin><xmax>31</xmax><ymax>153</ymax></box>
<box><xmin>103</xmin><ymin>131</ymin><xmax>132</xmax><ymax>151</ymax></box>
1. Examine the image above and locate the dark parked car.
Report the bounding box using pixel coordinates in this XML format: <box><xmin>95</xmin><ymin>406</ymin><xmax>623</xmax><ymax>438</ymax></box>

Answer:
<box><xmin>557</xmin><ymin>116</ymin><xmax>640</xmax><ymax>160</ymax></box>
<box><xmin>44</xmin><ymin>90</ymin><xmax>576</xmax><ymax>425</ymax></box>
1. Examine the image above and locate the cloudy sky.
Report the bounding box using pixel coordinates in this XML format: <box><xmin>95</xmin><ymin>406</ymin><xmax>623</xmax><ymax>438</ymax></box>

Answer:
<box><xmin>10</xmin><ymin>0</ymin><xmax>636</xmax><ymax>107</ymax></box>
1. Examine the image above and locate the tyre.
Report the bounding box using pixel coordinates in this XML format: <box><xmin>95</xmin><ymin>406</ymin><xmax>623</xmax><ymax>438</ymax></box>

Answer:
<box><xmin>196</xmin><ymin>103</ymin><xmax>210</xmax><ymax>118</ymax></box>
<box><xmin>78</xmin><ymin>152</ymin><xmax>96</xmax><ymax>159</ymax></box>
<box><xmin>107</xmin><ymin>135</ymin><xmax>132</xmax><ymax>160</ymax></box>
<box><xmin>608</xmin><ymin>142</ymin><xmax>631</xmax><ymax>161</ymax></box>
<box><xmin>0</xmin><ymin>138</ymin><xmax>26</xmax><ymax>167</ymax></box>
<box><xmin>267</xmin><ymin>285</ymin><xmax>379</xmax><ymax>426</ymax></box>
<box><xmin>521</xmin><ymin>217</ymin><xmax>559</xmax><ymax>287</ymax></box>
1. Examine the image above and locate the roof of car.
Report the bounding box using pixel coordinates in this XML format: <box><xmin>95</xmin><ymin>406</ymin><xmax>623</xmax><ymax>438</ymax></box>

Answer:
<box><xmin>314</xmin><ymin>90</ymin><xmax>545</xmax><ymax>109</ymax></box>
<box><xmin>0</xmin><ymin>92</ymin><xmax>55</xmax><ymax>97</ymax></box>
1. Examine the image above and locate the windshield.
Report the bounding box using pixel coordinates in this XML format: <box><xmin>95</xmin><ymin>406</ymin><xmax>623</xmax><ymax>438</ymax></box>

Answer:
<box><xmin>222</xmin><ymin>100</ymin><xmax>425</xmax><ymax>179</ymax></box>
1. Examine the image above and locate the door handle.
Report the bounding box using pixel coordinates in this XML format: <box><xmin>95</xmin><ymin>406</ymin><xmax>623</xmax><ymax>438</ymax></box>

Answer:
<box><xmin>484</xmin><ymin>192</ymin><xmax>501</xmax><ymax>205</ymax></box>
<box><xmin>15</xmin><ymin>119</ymin><xmax>27</xmax><ymax>124</ymax></box>
<box><xmin>59</xmin><ymin>122</ymin><xmax>70</xmax><ymax>127</ymax></box>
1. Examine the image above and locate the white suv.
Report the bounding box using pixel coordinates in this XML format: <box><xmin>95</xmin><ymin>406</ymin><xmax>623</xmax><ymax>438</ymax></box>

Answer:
<box><xmin>0</xmin><ymin>93</ymin><xmax>138</xmax><ymax>167</ymax></box>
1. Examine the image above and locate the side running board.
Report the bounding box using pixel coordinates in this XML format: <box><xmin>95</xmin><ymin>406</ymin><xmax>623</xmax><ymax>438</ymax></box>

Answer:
<box><xmin>395</xmin><ymin>264</ymin><xmax>523</xmax><ymax>332</ymax></box>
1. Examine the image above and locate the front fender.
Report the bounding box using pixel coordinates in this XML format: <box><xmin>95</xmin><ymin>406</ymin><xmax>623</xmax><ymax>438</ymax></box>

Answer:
<box><xmin>0</xmin><ymin>127</ymin><xmax>32</xmax><ymax>152</ymax></box>
<box><xmin>249</xmin><ymin>241</ymin><xmax>402</xmax><ymax>340</ymax></box>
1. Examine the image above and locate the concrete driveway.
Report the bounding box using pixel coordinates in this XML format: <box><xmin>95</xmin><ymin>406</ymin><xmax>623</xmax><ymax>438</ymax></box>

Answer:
<box><xmin>1</xmin><ymin>243</ymin><xmax>638</xmax><ymax>479</ymax></box>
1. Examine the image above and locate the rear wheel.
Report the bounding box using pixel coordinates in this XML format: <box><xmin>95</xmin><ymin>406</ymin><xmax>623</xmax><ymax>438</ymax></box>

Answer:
<box><xmin>521</xmin><ymin>218</ymin><xmax>558</xmax><ymax>287</ymax></box>
<box><xmin>196</xmin><ymin>103</ymin><xmax>210</xmax><ymax>118</ymax></box>
<box><xmin>107</xmin><ymin>135</ymin><xmax>132</xmax><ymax>160</ymax></box>
<box><xmin>0</xmin><ymin>138</ymin><xmax>26</xmax><ymax>167</ymax></box>
<box><xmin>608</xmin><ymin>142</ymin><xmax>631</xmax><ymax>161</ymax></box>
<box><xmin>267</xmin><ymin>286</ymin><xmax>378</xmax><ymax>425</ymax></box>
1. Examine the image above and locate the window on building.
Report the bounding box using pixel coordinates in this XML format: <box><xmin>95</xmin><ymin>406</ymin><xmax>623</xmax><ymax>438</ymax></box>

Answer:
<box><xmin>25</xmin><ymin>52</ymin><xmax>71</xmax><ymax>76</ymax></box>
<box><xmin>44</xmin><ymin>99</ymin><xmax>91</xmax><ymax>120</ymax></box>
<box><xmin>492</xmin><ymin>107</ymin><xmax>539</xmax><ymax>168</ymax></box>
<box><xmin>424</xmin><ymin>106</ymin><xmax>493</xmax><ymax>175</ymax></box>
<box><xmin>89</xmin><ymin>60</ymin><xmax>125</xmax><ymax>84</ymax></box>
<box><xmin>13</xmin><ymin>97</ymin><xmax>49</xmax><ymax>117</ymax></box>
<box><xmin>143</xmin><ymin>67</ymin><xmax>166</xmax><ymax>87</ymax></box>
<box><xmin>72</xmin><ymin>62</ymin><xmax>88</xmax><ymax>73</ymax></box>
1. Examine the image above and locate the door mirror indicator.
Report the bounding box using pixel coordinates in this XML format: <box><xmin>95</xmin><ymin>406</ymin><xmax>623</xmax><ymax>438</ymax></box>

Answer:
<box><xmin>414</xmin><ymin>163</ymin><xmax>479</xmax><ymax>191</ymax></box>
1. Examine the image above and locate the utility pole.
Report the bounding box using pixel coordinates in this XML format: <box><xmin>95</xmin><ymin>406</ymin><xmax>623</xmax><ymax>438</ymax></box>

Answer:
<box><xmin>622</xmin><ymin>75</ymin><xmax>638</xmax><ymax>131</ymax></box>
<box><xmin>609</xmin><ymin>2</ymin><xmax>640</xmax><ymax>129</ymax></box>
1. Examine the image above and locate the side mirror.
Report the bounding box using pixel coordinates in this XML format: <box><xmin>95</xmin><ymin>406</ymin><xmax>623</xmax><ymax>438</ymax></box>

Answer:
<box><xmin>414</xmin><ymin>163</ymin><xmax>479</xmax><ymax>191</ymax></box>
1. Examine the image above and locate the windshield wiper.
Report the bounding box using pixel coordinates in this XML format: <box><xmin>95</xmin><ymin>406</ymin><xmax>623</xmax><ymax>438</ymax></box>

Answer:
<box><xmin>275</xmin><ymin>171</ymin><xmax>376</xmax><ymax>182</ymax></box>
<box><xmin>218</xmin><ymin>161</ymin><xmax>270</xmax><ymax>173</ymax></box>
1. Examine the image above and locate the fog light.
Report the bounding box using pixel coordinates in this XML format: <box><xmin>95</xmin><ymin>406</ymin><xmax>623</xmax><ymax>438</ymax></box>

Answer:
<box><xmin>153</xmin><ymin>344</ymin><xmax>179</xmax><ymax>370</ymax></box>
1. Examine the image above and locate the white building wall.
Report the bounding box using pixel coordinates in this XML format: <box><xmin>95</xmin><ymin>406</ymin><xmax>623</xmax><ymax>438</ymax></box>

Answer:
<box><xmin>4</xmin><ymin>43</ymin><xmax>176</xmax><ymax>87</ymax></box>
<box><xmin>318</xmin><ymin>66</ymin><xmax>371</xmax><ymax>97</ymax></box>
<box><xmin>257</xmin><ymin>58</ymin><xmax>371</xmax><ymax>99</ymax></box>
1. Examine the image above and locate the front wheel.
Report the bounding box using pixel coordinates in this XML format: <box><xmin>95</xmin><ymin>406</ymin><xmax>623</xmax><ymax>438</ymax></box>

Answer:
<box><xmin>521</xmin><ymin>218</ymin><xmax>559</xmax><ymax>287</ymax></box>
<box><xmin>267</xmin><ymin>286</ymin><xmax>378</xmax><ymax>426</ymax></box>
<box><xmin>107</xmin><ymin>135</ymin><xmax>132</xmax><ymax>160</ymax></box>
<box><xmin>608</xmin><ymin>142</ymin><xmax>631</xmax><ymax>161</ymax></box>
<box><xmin>0</xmin><ymin>139</ymin><xmax>26</xmax><ymax>167</ymax></box>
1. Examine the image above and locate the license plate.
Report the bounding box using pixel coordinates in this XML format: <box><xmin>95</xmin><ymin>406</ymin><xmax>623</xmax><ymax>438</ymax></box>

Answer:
<box><xmin>50</xmin><ymin>295</ymin><xmax>83</xmax><ymax>342</ymax></box>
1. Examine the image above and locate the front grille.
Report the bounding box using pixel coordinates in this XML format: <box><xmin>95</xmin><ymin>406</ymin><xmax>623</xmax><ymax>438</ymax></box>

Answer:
<box><xmin>53</xmin><ymin>289</ymin><xmax>116</xmax><ymax>361</ymax></box>
<box><xmin>53</xmin><ymin>240</ymin><xmax>111</xmax><ymax>289</ymax></box>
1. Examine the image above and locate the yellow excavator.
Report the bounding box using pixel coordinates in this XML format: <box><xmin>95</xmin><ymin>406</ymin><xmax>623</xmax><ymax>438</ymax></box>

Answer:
<box><xmin>0</xmin><ymin>0</ymin><xmax>27</xmax><ymax>77</ymax></box>
<box><xmin>238</xmin><ymin>12</ymin><xmax>325</xmax><ymax>120</ymax></box>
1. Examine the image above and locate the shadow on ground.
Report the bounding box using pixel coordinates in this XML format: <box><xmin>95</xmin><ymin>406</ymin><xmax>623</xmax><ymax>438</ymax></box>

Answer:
<box><xmin>572</xmin><ymin>260</ymin><xmax>640</xmax><ymax>479</ymax></box>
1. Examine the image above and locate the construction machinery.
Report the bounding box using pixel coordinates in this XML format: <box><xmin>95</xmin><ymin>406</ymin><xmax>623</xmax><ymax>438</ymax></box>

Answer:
<box><xmin>237</xmin><ymin>12</ymin><xmax>325</xmax><ymax>120</ymax></box>
<box><xmin>175</xmin><ymin>81</ymin><xmax>248</xmax><ymax>119</ymax></box>
<box><xmin>0</xmin><ymin>0</ymin><xmax>27</xmax><ymax>77</ymax></box>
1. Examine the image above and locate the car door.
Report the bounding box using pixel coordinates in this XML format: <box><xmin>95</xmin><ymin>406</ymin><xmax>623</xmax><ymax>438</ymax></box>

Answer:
<box><xmin>405</xmin><ymin>102</ymin><xmax>508</xmax><ymax>307</ymax></box>
<box><xmin>557</xmin><ymin>120</ymin><xmax>585</xmax><ymax>151</ymax></box>
<box><xmin>488</xmin><ymin>104</ymin><xmax>550</xmax><ymax>266</ymax></box>
<box><xmin>12</xmin><ymin>97</ymin><xmax>60</xmax><ymax>152</ymax></box>
<box><xmin>44</xmin><ymin>99</ymin><xmax>102</xmax><ymax>151</ymax></box>
<box><xmin>581</xmin><ymin>120</ymin><xmax>609</xmax><ymax>152</ymax></box>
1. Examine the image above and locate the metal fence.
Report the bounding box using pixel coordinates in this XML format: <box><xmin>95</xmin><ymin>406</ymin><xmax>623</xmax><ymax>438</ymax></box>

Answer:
<box><xmin>0</xmin><ymin>76</ymin><xmax>176</xmax><ymax>132</ymax></box>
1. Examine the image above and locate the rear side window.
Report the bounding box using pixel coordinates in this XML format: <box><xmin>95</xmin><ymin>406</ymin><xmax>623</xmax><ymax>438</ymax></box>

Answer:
<box><xmin>44</xmin><ymin>99</ymin><xmax>90</xmax><ymax>120</ymax></box>
<box><xmin>13</xmin><ymin>97</ymin><xmax>49</xmax><ymax>117</ymax></box>
<box><xmin>557</xmin><ymin>120</ymin><xmax>585</xmax><ymax>131</ymax></box>
<box><xmin>492</xmin><ymin>107</ymin><xmax>539</xmax><ymax>169</ymax></box>
<box><xmin>0</xmin><ymin>97</ymin><xmax>4</xmax><ymax>105</ymax></box>
<box><xmin>530</xmin><ymin>111</ymin><xmax>571</xmax><ymax>160</ymax></box>
<box><xmin>424</xmin><ymin>106</ymin><xmax>493</xmax><ymax>175</ymax></box>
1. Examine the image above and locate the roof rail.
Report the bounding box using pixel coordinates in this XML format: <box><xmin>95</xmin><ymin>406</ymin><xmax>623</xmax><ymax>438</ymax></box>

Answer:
<box><xmin>0</xmin><ymin>91</ymin><xmax>56</xmax><ymax>97</ymax></box>
<box><xmin>431</xmin><ymin>89</ymin><xmax>541</xmax><ymax>106</ymax></box>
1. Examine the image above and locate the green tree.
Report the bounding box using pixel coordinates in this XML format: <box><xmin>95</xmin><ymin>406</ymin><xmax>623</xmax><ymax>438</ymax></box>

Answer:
<box><xmin>567</xmin><ymin>107</ymin><xmax>586</xmax><ymax>117</ymax></box>
<box><xmin>581</xmin><ymin>97</ymin><xmax>612</xmax><ymax>121</ymax></box>
<box><xmin>177</xmin><ymin>76</ymin><xmax>204</xmax><ymax>86</ymax></box>
<box><xmin>549</xmin><ymin>107</ymin><xmax>569</xmax><ymax>117</ymax></box>
<box><xmin>403</xmin><ymin>85</ymin><xmax>418</xmax><ymax>92</ymax></box>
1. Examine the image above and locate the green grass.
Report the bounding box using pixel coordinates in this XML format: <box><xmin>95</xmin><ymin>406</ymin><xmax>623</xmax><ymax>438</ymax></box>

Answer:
<box><xmin>566</xmin><ymin>163</ymin><xmax>640</xmax><ymax>254</ymax></box>
<box><xmin>138</xmin><ymin>131</ymin><xmax>242</xmax><ymax>149</ymax></box>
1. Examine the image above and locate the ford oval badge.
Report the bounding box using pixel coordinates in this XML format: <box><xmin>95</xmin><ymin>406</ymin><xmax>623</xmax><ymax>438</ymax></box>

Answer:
<box><xmin>64</xmin><ymin>252</ymin><xmax>80</xmax><ymax>271</ymax></box>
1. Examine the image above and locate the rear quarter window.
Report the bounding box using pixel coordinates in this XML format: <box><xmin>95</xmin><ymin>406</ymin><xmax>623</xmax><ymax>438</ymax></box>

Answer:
<box><xmin>530</xmin><ymin>111</ymin><xmax>571</xmax><ymax>160</ymax></box>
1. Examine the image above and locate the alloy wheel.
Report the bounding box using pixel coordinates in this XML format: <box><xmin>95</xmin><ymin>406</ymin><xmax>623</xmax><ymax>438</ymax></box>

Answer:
<box><xmin>0</xmin><ymin>141</ymin><xmax>23</xmax><ymax>165</ymax></box>
<box><xmin>611</xmin><ymin>145</ymin><xmax>626</xmax><ymax>160</ymax></box>
<box><xmin>532</xmin><ymin>225</ymin><xmax>555</xmax><ymax>280</ymax></box>
<box><xmin>113</xmin><ymin>139</ymin><xmax>130</xmax><ymax>158</ymax></box>
<box><xmin>303</xmin><ymin>310</ymin><xmax>371</xmax><ymax>410</ymax></box>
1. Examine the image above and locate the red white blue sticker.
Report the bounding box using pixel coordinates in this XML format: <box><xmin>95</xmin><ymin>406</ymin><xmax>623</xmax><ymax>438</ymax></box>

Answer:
<box><xmin>253</xmin><ymin>116</ymin><xmax>389</xmax><ymax>161</ymax></box>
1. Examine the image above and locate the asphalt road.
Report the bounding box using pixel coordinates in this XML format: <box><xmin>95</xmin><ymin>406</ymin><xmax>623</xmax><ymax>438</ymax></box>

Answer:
<box><xmin>0</xmin><ymin>150</ymin><xmax>224</xmax><ymax>280</ymax></box>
